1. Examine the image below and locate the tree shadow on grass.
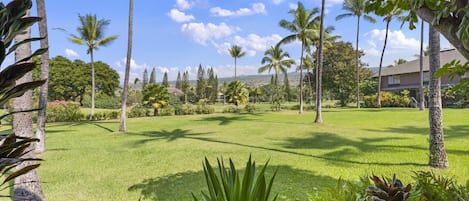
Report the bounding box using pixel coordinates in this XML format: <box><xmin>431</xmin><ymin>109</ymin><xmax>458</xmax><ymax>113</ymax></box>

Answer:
<box><xmin>195</xmin><ymin>113</ymin><xmax>261</xmax><ymax>126</ymax></box>
<box><xmin>128</xmin><ymin>165</ymin><xmax>336</xmax><ymax>201</ymax></box>
<box><xmin>363</xmin><ymin>124</ymin><xmax>469</xmax><ymax>139</ymax></box>
<box><xmin>127</xmin><ymin>129</ymin><xmax>213</xmax><ymax>145</ymax></box>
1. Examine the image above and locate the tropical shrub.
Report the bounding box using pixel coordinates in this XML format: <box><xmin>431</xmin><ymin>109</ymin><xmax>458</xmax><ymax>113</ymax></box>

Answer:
<box><xmin>196</xmin><ymin>104</ymin><xmax>215</xmax><ymax>114</ymax></box>
<box><xmin>83</xmin><ymin>93</ymin><xmax>120</xmax><ymax>109</ymax></box>
<box><xmin>46</xmin><ymin>101</ymin><xmax>84</xmax><ymax>122</ymax></box>
<box><xmin>308</xmin><ymin>177</ymin><xmax>370</xmax><ymax>201</ymax></box>
<box><xmin>181</xmin><ymin>104</ymin><xmax>196</xmax><ymax>115</ymax></box>
<box><xmin>244</xmin><ymin>104</ymin><xmax>256</xmax><ymax>113</ymax></box>
<box><xmin>367</xmin><ymin>174</ymin><xmax>412</xmax><ymax>201</ymax></box>
<box><xmin>363</xmin><ymin>91</ymin><xmax>411</xmax><ymax>108</ymax></box>
<box><xmin>128</xmin><ymin>104</ymin><xmax>148</xmax><ymax>118</ymax></box>
<box><xmin>223</xmin><ymin>105</ymin><xmax>240</xmax><ymax>113</ymax></box>
<box><xmin>87</xmin><ymin>111</ymin><xmax>120</xmax><ymax>121</ymax></box>
<box><xmin>192</xmin><ymin>156</ymin><xmax>278</xmax><ymax>201</ymax></box>
<box><xmin>159</xmin><ymin>106</ymin><xmax>175</xmax><ymax>116</ymax></box>
<box><xmin>413</xmin><ymin>171</ymin><xmax>469</xmax><ymax>201</ymax></box>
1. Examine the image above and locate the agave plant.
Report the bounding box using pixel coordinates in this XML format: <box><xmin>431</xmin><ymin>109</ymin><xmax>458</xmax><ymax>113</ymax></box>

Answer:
<box><xmin>192</xmin><ymin>156</ymin><xmax>278</xmax><ymax>201</ymax></box>
<box><xmin>0</xmin><ymin>0</ymin><xmax>46</xmax><ymax>198</ymax></box>
<box><xmin>367</xmin><ymin>174</ymin><xmax>411</xmax><ymax>201</ymax></box>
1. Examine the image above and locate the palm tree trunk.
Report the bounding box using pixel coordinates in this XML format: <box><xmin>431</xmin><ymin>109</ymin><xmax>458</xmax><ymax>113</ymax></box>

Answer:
<box><xmin>298</xmin><ymin>42</ymin><xmax>304</xmax><ymax>114</ymax></box>
<box><xmin>90</xmin><ymin>49</ymin><xmax>96</xmax><ymax>118</ymax></box>
<box><xmin>377</xmin><ymin>20</ymin><xmax>390</xmax><ymax>108</ymax></box>
<box><xmin>419</xmin><ymin>20</ymin><xmax>425</xmax><ymax>110</ymax></box>
<box><xmin>315</xmin><ymin>0</ymin><xmax>325</xmax><ymax>123</ymax></box>
<box><xmin>428</xmin><ymin>25</ymin><xmax>448</xmax><ymax>168</ymax></box>
<box><xmin>35</xmin><ymin>0</ymin><xmax>49</xmax><ymax>154</ymax></box>
<box><xmin>12</xmin><ymin>10</ymin><xmax>46</xmax><ymax>201</ymax></box>
<box><xmin>275</xmin><ymin>72</ymin><xmax>280</xmax><ymax>111</ymax></box>
<box><xmin>356</xmin><ymin>15</ymin><xmax>361</xmax><ymax>108</ymax></box>
<box><xmin>120</xmin><ymin>0</ymin><xmax>134</xmax><ymax>132</ymax></box>
<box><xmin>234</xmin><ymin>58</ymin><xmax>237</xmax><ymax>80</ymax></box>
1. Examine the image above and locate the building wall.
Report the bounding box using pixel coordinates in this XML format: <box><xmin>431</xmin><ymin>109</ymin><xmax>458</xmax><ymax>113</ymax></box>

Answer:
<box><xmin>381</xmin><ymin>73</ymin><xmax>461</xmax><ymax>90</ymax></box>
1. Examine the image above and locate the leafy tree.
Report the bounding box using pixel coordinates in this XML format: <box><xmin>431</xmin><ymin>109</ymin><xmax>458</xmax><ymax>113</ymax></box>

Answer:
<box><xmin>142</xmin><ymin>68</ymin><xmax>148</xmax><ymax>88</ymax></box>
<box><xmin>67</xmin><ymin>14</ymin><xmax>118</xmax><ymax>117</ymax></box>
<box><xmin>35</xmin><ymin>0</ymin><xmax>50</xmax><ymax>153</ymax></box>
<box><xmin>150</xmin><ymin>67</ymin><xmax>156</xmax><ymax>84</ymax></box>
<box><xmin>336</xmin><ymin>0</ymin><xmax>376</xmax><ymax>108</ymax></box>
<box><xmin>376</xmin><ymin>8</ymin><xmax>404</xmax><ymax>108</ymax></box>
<box><xmin>279</xmin><ymin>2</ymin><xmax>319</xmax><ymax>114</ymax></box>
<box><xmin>228</xmin><ymin>45</ymin><xmax>246</xmax><ymax>80</ymax></box>
<box><xmin>258</xmin><ymin>43</ymin><xmax>295</xmax><ymax>111</ymax></box>
<box><xmin>142</xmin><ymin>84</ymin><xmax>169</xmax><ymax>116</ymax></box>
<box><xmin>120</xmin><ymin>0</ymin><xmax>133</xmax><ymax>132</ymax></box>
<box><xmin>176</xmin><ymin>71</ymin><xmax>182</xmax><ymax>90</ymax></box>
<box><xmin>225</xmin><ymin>81</ymin><xmax>249</xmax><ymax>109</ymax></box>
<box><xmin>162</xmin><ymin>71</ymin><xmax>169</xmax><ymax>88</ymax></box>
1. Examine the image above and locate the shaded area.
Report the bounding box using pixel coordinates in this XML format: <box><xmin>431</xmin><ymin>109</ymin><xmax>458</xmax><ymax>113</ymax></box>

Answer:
<box><xmin>195</xmin><ymin>113</ymin><xmax>261</xmax><ymax>126</ymax></box>
<box><xmin>128</xmin><ymin>165</ymin><xmax>336</xmax><ymax>201</ymax></box>
<box><xmin>363</xmin><ymin>124</ymin><xmax>469</xmax><ymax>139</ymax></box>
<box><xmin>128</xmin><ymin>129</ymin><xmax>425</xmax><ymax>166</ymax></box>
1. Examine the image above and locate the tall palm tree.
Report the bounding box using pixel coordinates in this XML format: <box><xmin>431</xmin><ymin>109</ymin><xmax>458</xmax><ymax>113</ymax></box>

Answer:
<box><xmin>120</xmin><ymin>0</ymin><xmax>133</xmax><ymax>132</ymax></box>
<box><xmin>315</xmin><ymin>0</ymin><xmax>326</xmax><ymax>123</ymax></box>
<box><xmin>35</xmin><ymin>0</ymin><xmax>49</xmax><ymax>153</ymax></box>
<box><xmin>419</xmin><ymin>20</ymin><xmax>425</xmax><ymax>110</ymax></box>
<box><xmin>228</xmin><ymin>45</ymin><xmax>246</xmax><ymax>80</ymax></box>
<box><xmin>258</xmin><ymin>43</ymin><xmax>295</xmax><ymax>111</ymax></box>
<box><xmin>69</xmin><ymin>14</ymin><xmax>118</xmax><ymax>117</ymax></box>
<box><xmin>279</xmin><ymin>1</ymin><xmax>319</xmax><ymax>114</ymax></box>
<box><xmin>428</xmin><ymin>25</ymin><xmax>448</xmax><ymax>168</ymax></box>
<box><xmin>12</xmin><ymin>9</ymin><xmax>46</xmax><ymax>201</ymax></box>
<box><xmin>376</xmin><ymin>8</ymin><xmax>403</xmax><ymax>108</ymax></box>
<box><xmin>336</xmin><ymin>0</ymin><xmax>376</xmax><ymax>108</ymax></box>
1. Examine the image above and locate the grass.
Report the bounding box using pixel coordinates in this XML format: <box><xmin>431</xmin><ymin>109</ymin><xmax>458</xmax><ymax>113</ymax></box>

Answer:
<box><xmin>27</xmin><ymin>108</ymin><xmax>469</xmax><ymax>200</ymax></box>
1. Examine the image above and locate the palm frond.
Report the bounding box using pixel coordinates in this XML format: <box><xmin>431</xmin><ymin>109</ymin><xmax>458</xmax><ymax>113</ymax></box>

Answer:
<box><xmin>96</xmin><ymin>35</ymin><xmax>118</xmax><ymax>47</ymax></box>
<box><xmin>336</xmin><ymin>13</ymin><xmax>354</xmax><ymax>21</ymax></box>
<box><xmin>364</xmin><ymin>14</ymin><xmax>377</xmax><ymax>23</ymax></box>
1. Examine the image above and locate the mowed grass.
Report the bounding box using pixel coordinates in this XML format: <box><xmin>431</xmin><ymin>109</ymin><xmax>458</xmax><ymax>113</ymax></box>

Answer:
<box><xmin>36</xmin><ymin>108</ymin><xmax>469</xmax><ymax>200</ymax></box>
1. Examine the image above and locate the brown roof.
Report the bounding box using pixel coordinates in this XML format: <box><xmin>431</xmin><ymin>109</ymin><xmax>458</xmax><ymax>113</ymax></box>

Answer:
<box><xmin>373</xmin><ymin>49</ymin><xmax>467</xmax><ymax>77</ymax></box>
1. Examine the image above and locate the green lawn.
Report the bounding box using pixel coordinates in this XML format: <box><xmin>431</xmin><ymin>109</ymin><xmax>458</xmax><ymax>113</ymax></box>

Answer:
<box><xmin>35</xmin><ymin>108</ymin><xmax>469</xmax><ymax>200</ymax></box>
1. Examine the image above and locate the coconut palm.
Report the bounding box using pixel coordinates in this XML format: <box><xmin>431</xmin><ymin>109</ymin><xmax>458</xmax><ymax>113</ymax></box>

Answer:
<box><xmin>428</xmin><ymin>26</ymin><xmax>448</xmax><ymax>168</ymax></box>
<box><xmin>35</xmin><ymin>0</ymin><xmax>49</xmax><ymax>153</ymax></box>
<box><xmin>68</xmin><ymin>14</ymin><xmax>118</xmax><ymax>117</ymax></box>
<box><xmin>258</xmin><ymin>43</ymin><xmax>295</xmax><ymax>111</ymax></box>
<box><xmin>279</xmin><ymin>1</ymin><xmax>319</xmax><ymax>114</ymax></box>
<box><xmin>336</xmin><ymin>0</ymin><xmax>376</xmax><ymax>108</ymax></box>
<box><xmin>120</xmin><ymin>0</ymin><xmax>133</xmax><ymax>132</ymax></box>
<box><xmin>315</xmin><ymin>0</ymin><xmax>326</xmax><ymax>123</ymax></box>
<box><xmin>376</xmin><ymin>8</ymin><xmax>404</xmax><ymax>108</ymax></box>
<box><xmin>228</xmin><ymin>45</ymin><xmax>246</xmax><ymax>80</ymax></box>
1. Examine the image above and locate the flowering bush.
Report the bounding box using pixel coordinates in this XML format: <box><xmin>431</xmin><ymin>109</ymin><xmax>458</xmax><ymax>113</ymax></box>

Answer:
<box><xmin>46</xmin><ymin>100</ymin><xmax>84</xmax><ymax>122</ymax></box>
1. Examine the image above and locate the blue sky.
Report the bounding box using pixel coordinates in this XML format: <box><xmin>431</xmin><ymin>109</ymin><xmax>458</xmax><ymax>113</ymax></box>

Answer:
<box><xmin>10</xmin><ymin>0</ymin><xmax>452</xmax><ymax>83</ymax></box>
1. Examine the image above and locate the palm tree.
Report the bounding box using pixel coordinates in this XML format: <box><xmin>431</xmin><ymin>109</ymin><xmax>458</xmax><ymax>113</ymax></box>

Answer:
<box><xmin>419</xmin><ymin>20</ymin><xmax>425</xmax><ymax>110</ymax></box>
<box><xmin>12</xmin><ymin>9</ymin><xmax>46</xmax><ymax>201</ymax></box>
<box><xmin>428</xmin><ymin>25</ymin><xmax>448</xmax><ymax>168</ymax></box>
<box><xmin>336</xmin><ymin>0</ymin><xmax>376</xmax><ymax>108</ymax></box>
<box><xmin>258</xmin><ymin>43</ymin><xmax>295</xmax><ymax>111</ymax></box>
<box><xmin>315</xmin><ymin>0</ymin><xmax>326</xmax><ymax>123</ymax></box>
<box><xmin>225</xmin><ymin>80</ymin><xmax>249</xmax><ymax>109</ymax></box>
<box><xmin>279</xmin><ymin>1</ymin><xmax>319</xmax><ymax>114</ymax></box>
<box><xmin>228</xmin><ymin>45</ymin><xmax>246</xmax><ymax>80</ymax></box>
<box><xmin>68</xmin><ymin>14</ymin><xmax>118</xmax><ymax>117</ymax></box>
<box><xmin>376</xmin><ymin>8</ymin><xmax>403</xmax><ymax>108</ymax></box>
<box><xmin>35</xmin><ymin>0</ymin><xmax>49</xmax><ymax>153</ymax></box>
<box><xmin>120</xmin><ymin>0</ymin><xmax>133</xmax><ymax>132</ymax></box>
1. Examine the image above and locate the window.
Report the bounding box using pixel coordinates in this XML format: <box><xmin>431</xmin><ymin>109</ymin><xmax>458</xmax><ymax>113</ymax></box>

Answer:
<box><xmin>388</xmin><ymin>75</ymin><xmax>400</xmax><ymax>85</ymax></box>
<box><xmin>424</xmin><ymin>72</ymin><xmax>430</xmax><ymax>82</ymax></box>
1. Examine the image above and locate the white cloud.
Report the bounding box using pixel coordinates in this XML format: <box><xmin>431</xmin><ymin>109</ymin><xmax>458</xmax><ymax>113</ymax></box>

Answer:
<box><xmin>210</xmin><ymin>3</ymin><xmax>266</xmax><ymax>17</ymax></box>
<box><xmin>65</xmin><ymin>48</ymin><xmax>79</xmax><ymax>58</ymax></box>
<box><xmin>175</xmin><ymin>0</ymin><xmax>193</xmax><ymax>10</ymax></box>
<box><xmin>167</xmin><ymin>9</ymin><xmax>195</xmax><ymax>23</ymax></box>
<box><xmin>214</xmin><ymin>34</ymin><xmax>282</xmax><ymax>57</ymax></box>
<box><xmin>288</xmin><ymin>3</ymin><xmax>297</xmax><ymax>10</ymax></box>
<box><xmin>362</xmin><ymin>29</ymin><xmax>421</xmax><ymax>67</ymax></box>
<box><xmin>181</xmin><ymin>22</ymin><xmax>237</xmax><ymax>45</ymax></box>
<box><xmin>271</xmin><ymin>0</ymin><xmax>284</xmax><ymax>5</ymax></box>
<box><xmin>116</xmin><ymin>58</ymin><xmax>150</xmax><ymax>71</ymax></box>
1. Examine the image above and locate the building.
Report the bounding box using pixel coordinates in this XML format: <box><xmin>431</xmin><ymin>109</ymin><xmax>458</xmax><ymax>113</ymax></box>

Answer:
<box><xmin>373</xmin><ymin>49</ymin><xmax>467</xmax><ymax>98</ymax></box>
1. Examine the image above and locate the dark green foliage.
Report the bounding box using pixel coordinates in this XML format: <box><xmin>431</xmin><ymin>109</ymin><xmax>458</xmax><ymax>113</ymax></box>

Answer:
<box><xmin>162</xmin><ymin>71</ymin><xmax>169</xmax><ymax>88</ymax></box>
<box><xmin>361</xmin><ymin>78</ymin><xmax>378</xmax><ymax>96</ymax></box>
<box><xmin>363</xmin><ymin>91</ymin><xmax>411</xmax><ymax>108</ymax></box>
<box><xmin>47</xmin><ymin>56</ymin><xmax>119</xmax><ymax>105</ymax></box>
<box><xmin>309</xmin><ymin>177</ymin><xmax>370</xmax><ymax>201</ymax></box>
<box><xmin>142</xmin><ymin>68</ymin><xmax>148</xmax><ymax>88</ymax></box>
<box><xmin>223</xmin><ymin>105</ymin><xmax>240</xmax><ymax>113</ymax></box>
<box><xmin>176</xmin><ymin>71</ymin><xmax>182</xmax><ymax>90</ymax></box>
<box><xmin>128</xmin><ymin>104</ymin><xmax>148</xmax><ymax>118</ymax></box>
<box><xmin>83</xmin><ymin>93</ymin><xmax>120</xmax><ymax>109</ymax></box>
<box><xmin>413</xmin><ymin>171</ymin><xmax>469</xmax><ymax>201</ymax></box>
<box><xmin>192</xmin><ymin>156</ymin><xmax>278</xmax><ymax>201</ymax></box>
<box><xmin>367</xmin><ymin>174</ymin><xmax>412</xmax><ymax>201</ymax></box>
<box><xmin>149</xmin><ymin>67</ymin><xmax>156</xmax><ymax>85</ymax></box>
<box><xmin>46</xmin><ymin>101</ymin><xmax>83</xmax><ymax>122</ymax></box>
<box><xmin>196</xmin><ymin>105</ymin><xmax>215</xmax><ymax>114</ymax></box>
<box><xmin>159</xmin><ymin>106</ymin><xmax>175</xmax><ymax>116</ymax></box>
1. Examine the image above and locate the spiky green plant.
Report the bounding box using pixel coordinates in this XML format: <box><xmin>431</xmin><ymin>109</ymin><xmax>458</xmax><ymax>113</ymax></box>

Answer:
<box><xmin>192</xmin><ymin>156</ymin><xmax>278</xmax><ymax>201</ymax></box>
<box><xmin>367</xmin><ymin>174</ymin><xmax>411</xmax><ymax>201</ymax></box>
